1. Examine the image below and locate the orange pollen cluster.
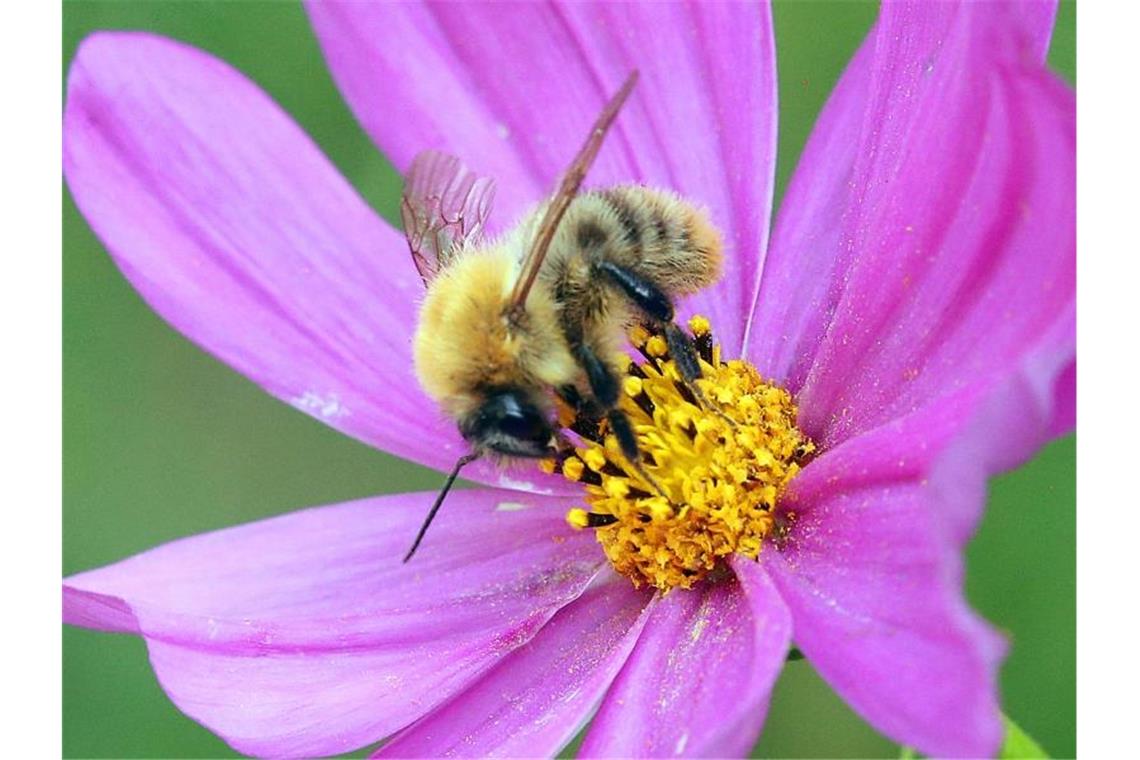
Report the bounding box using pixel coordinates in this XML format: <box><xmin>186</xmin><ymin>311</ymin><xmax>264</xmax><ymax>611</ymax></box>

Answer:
<box><xmin>543</xmin><ymin>316</ymin><xmax>814</xmax><ymax>591</ymax></box>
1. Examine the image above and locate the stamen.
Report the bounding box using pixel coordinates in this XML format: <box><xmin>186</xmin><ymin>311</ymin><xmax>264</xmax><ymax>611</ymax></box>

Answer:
<box><xmin>552</xmin><ymin>316</ymin><xmax>815</xmax><ymax>592</ymax></box>
<box><xmin>567</xmin><ymin>509</ymin><xmax>619</xmax><ymax>528</ymax></box>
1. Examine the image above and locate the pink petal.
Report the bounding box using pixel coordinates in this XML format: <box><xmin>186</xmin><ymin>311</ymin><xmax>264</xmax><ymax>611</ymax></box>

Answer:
<box><xmin>306</xmin><ymin>1</ymin><xmax>778</xmax><ymax>354</ymax></box>
<box><xmin>926</xmin><ymin>309</ymin><xmax>1075</xmax><ymax>546</ymax></box>
<box><xmin>741</xmin><ymin>32</ymin><xmax>874</xmax><ymax>377</ymax></box>
<box><xmin>64</xmin><ymin>488</ymin><xmax>601</xmax><ymax>757</ymax></box>
<box><xmin>63</xmin><ymin>31</ymin><xmax>568</xmax><ymax>494</ymax></box>
<box><xmin>759</xmin><ymin>378</ymin><xmax>1062</xmax><ymax>758</ymax></box>
<box><xmin>377</xmin><ymin>573</ymin><xmax>653</xmax><ymax>758</ymax></box>
<box><xmin>580</xmin><ymin>567</ymin><xmax>791</xmax><ymax>758</ymax></box>
<box><xmin>747</xmin><ymin>2</ymin><xmax>1073</xmax><ymax>451</ymax></box>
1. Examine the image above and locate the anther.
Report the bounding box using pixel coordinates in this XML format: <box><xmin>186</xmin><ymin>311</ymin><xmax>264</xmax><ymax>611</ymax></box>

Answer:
<box><xmin>555</xmin><ymin>315</ymin><xmax>812</xmax><ymax>591</ymax></box>
<box><xmin>567</xmin><ymin>509</ymin><xmax>619</xmax><ymax>529</ymax></box>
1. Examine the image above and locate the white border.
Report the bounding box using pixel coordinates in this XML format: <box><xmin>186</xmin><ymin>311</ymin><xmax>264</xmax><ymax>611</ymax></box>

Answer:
<box><xmin>3</xmin><ymin>0</ymin><xmax>63</xmax><ymax>755</ymax></box>
<box><xmin>1078</xmin><ymin>1</ymin><xmax>1140</xmax><ymax>757</ymax></box>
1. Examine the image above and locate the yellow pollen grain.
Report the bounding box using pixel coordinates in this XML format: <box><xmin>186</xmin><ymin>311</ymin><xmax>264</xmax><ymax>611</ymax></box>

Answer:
<box><xmin>562</xmin><ymin>457</ymin><xmax>585</xmax><ymax>481</ymax></box>
<box><xmin>582</xmin><ymin>448</ymin><xmax>608</xmax><ymax>473</ymax></box>
<box><xmin>560</xmin><ymin>317</ymin><xmax>813</xmax><ymax>591</ymax></box>
<box><xmin>629</xmin><ymin>324</ymin><xmax>652</xmax><ymax>347</ymax></box>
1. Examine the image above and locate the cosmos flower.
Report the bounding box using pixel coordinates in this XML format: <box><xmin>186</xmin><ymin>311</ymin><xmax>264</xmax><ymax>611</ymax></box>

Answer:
<box><xmin>63</xmin><ymin>1</ymin><xmax>1074</xmax><ymax>758</ymax></box>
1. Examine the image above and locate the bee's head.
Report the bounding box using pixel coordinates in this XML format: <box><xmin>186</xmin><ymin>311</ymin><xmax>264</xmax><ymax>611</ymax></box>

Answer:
<box><xmin>413</xmin><ymin>252</ymin><xmax>577</xmax><ymax>460</ymax></box>
<box><xmin>459</xmin><ymin>387</ymin><xmax>555</xmax><ymax>458</ymax></box>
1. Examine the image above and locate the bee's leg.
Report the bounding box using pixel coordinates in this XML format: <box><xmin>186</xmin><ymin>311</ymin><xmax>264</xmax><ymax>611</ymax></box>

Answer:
<box><xmin>597</xmin><ymin>260</ymin><xmax>702</xmax><ymax>378</ymax></box>
<box><xmin>662</xmin><ymin>323</ymin><xmax>704</xmax><ymax>384</ymax></box>
<box><xmin>557</xmin><ymin>383</ymin><xmax>585</xmax><ymax>407</ymax></box>
<box><xmin>576</xmin><ymin>343</ymin><xmax>667</xmax><ymax>498</ymax></box>
<box><xmin>596</xmin><ymin>260</ymin><xmax>674</xmax><ymax>321</ymax></box>
<box><xmin>608</xmin><ymin>409</ymin><xmax>667</xmax><ymax>499</ymax></box>
<box><xmin>556</xmin><ymin>384</ymin><xmax>605</xmax><ymax>444</ymax></box>
<box><xmin>597</xmin><ymin>261</ymin><xmax>740</xmax><ymax>429</ymax></box>
<box><xmin>597</xmin><ymin>261</ymin><xmax>724</xmax><ymax>413</ymax></box>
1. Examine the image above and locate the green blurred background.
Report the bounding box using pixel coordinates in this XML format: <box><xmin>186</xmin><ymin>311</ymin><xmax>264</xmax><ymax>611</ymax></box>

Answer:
<box><xmin>62</xmin><ymin>2</ymin><xmax>1076</xmax><ymax>757</ymax></box>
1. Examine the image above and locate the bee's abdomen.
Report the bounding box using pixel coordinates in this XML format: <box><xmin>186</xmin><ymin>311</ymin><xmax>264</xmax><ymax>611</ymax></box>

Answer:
<box><xmin>571</xmin><ymin>186</ymin><xmax>723</xmax><ymax>298</ymax></box>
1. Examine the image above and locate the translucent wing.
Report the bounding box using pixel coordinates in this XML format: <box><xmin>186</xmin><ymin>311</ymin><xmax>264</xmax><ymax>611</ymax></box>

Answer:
<box><xmin>400</xmin><ymin>150</ymin><xmax>496</xmax><ymax>286</ymax></box>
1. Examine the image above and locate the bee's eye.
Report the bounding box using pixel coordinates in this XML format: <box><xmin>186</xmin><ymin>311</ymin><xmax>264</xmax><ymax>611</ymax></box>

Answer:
<box><xmin>462</xmin><ymin>390</ymin><xmax>553</xmax><ymax>457</ymax></box>
<box><xmin>499</xmin><ymin>404</ymin><xmax>546</xmax><ymax>440</ymax></box>
<box><xmin>487</xmin><ymin>392</ymin><xmax>547</xmax><ymax>442</ymax></box>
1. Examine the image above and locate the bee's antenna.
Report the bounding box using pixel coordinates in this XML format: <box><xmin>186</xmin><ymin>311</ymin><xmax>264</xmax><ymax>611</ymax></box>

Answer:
<box><xmin>507</xmin><ymin>69</ymin><xmax>640</xmax><ymax>321</ymax></box>
<box><xmin>403</xmin><ymin>451</ymin><xmax>481</xmax><ymax>563</ymax></box>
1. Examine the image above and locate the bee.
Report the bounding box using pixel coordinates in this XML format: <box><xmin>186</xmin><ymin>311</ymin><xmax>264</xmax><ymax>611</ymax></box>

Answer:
<box><xmin>402</xmin><ymin>72</ymin><xmax>723</xmax><ymax>560</ymax></box>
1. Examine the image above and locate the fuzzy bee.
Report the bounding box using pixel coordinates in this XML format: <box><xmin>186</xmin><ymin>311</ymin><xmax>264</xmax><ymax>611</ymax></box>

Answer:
<box><xmin>402</xmin><ymin>72</ymin><xmax>723</xmax><ymax>559</ymax></box>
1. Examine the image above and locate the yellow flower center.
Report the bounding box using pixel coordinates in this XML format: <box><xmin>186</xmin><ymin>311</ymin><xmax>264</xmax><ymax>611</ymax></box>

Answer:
<box><xmin>546</xmin><ymin>316</ymin><xmax>814</xmax><ymax>592</ymax></box>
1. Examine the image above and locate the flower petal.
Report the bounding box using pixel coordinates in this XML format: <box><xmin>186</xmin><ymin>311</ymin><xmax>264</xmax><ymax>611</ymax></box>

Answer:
<box><xmin>64</xmin><ymin>488</ymin><xmax>601</xmax><ymax>757</ymax></box>
<box><xmin>747</xmin><ymin>2</ymin><xmax>1073</xmax><ymax>450</ymax></box>
<box><xmin>741</xmin><ymin>32</ymin><xmax>873</xmax><ymax>376</ymax></box>
<box><xmin>63</xmin><ymin>31</ymin><xmax>569</xmax><ymax>494</ymax></box>
<box><xmin>306</xmin><ymin>1</ymin><xmax>779</xmax><ymax>353</ymax></box>
<box><xmin>759</xmin><ymin>376</ymin><xmax>1067</xmax><ymax>757</ymax></box>
<box><xmin>377</xmin><ymin>573</ymin><xmax>653</xmax><ymax>758</ymax></box>
<box><xmin>580</xmin><ymin>568</ymin><xmax>791</xmax><ymax>758</ymax></box>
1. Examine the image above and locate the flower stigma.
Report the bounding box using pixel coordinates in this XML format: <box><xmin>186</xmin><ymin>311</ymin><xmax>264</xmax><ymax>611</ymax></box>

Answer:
<box><xmin>545</xmin><ymin>316</ymin><xmax>814</xmax><ymax>592</ymax></box>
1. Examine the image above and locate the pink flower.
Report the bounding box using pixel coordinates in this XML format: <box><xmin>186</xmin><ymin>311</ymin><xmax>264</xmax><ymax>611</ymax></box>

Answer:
<box><xmin>63</xmin><ymin>2</ymin><xmax>1074</xmax><ymax>758</ymax></box>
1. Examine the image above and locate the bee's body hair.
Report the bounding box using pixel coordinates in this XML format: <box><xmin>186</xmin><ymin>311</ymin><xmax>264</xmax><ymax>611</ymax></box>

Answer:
<box><xmin>523</xmin><ymin>185</ymin><xmax>722</xmax><ymax>376</ymax></box>
<box><xmin>414</xmin><ymin>185</ymin><xmax>722</xmax><ymax>453</ymax></box>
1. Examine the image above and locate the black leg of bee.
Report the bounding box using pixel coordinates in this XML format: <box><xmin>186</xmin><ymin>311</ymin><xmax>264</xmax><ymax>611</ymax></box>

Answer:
<box><xmin>607</xmin><ymin>408</ymin><xmax>640</xmax><ymax>463</ymax></box>
<box><xmin>596</xmin><ymin>261</ymin><xmax>705</xmax><ymax>384</ymax></box>
<box><xmin>664</xmin><ymin>322</ymin><xmax>704</xmax><ymax>383</ymax></box>
<box><xmin>596</xmin><ymin>260</ymin><xmax>673</xmax><ymax>323</ymax></box>
<box><xmin>661</xmin><ymin>323</ymin><xmax>736</xmax><ymax>425</ymax></box>
<box><xmin>556</xmin><ymin>384</ymin><xmax>605</xmax><ymax>443</ymax></box>
<box><xmin>607</xmin><ymin>407</ymin><xmax>666</xmax><ymax>496</ymax></box>
<box><xmin>595</xmin><ymin>261</ymin><xmax>735</xmax><ymax>426</ymax></box>
<box><xmin>576</xmin><ymin>344</ymin><xmax>620</xmax><ymax>409</ymax></box>
<box><xmin>558</xmin><ymin>383</ymin><xmax>606</xmax><ymax>419</ymax></box>
<box><xmin>578</xmin><ymin>342</ymin><xmax>666</xmax><ymax>496</ymax></box>
<box><xmin>557</xmin><ymin>383</ymin><xmax>584</xmax><ymax>408</ymax></box>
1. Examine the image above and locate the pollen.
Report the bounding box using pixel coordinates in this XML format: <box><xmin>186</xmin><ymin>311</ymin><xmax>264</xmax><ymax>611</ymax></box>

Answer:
<box><xmin>553</xmin><ymin>316</ymin><xmax>814</xmax><ymax>591</ymax></box>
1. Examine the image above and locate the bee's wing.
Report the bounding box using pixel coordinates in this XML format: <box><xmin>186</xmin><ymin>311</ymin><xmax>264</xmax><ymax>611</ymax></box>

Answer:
<box><xmin>400</xmin><ymin>150</ymin><xmax>497</xmax><ymax>286</ymax></box>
